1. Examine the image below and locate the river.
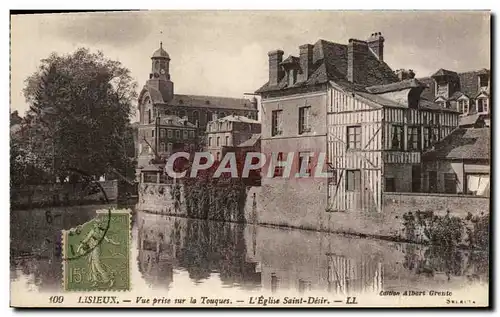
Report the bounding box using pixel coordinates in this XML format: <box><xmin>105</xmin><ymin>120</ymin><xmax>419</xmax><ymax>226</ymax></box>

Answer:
<box><xmin>10</xmin><ymin>204</ymin><xmax>489</xmax><ymax>301</ymax></box>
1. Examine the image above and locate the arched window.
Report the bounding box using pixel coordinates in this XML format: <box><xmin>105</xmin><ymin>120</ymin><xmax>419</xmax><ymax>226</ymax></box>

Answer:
<box><xmin>207</xmin><ymin>112</ymin><xmax>213</xmax><ymax>122</ymax></box>
<box><xmin>208</xmin><ymin>137</ymin><xmax>212</xmax><ymax>146</ymax></box>
<box><xmin>160</xmin><ymin>142</ymin><xmax>165</xmax><ymax>152</ymax></box>
<box><xmin>193</xmin><ymin>110</ymin><xmax>199</xmax><ymax>126</ymax></box>
<box><xmin>216</xmin><ymin>137</ymin><xmax>220</xmax><ymax>146</ymax></box>
<box><xmin>147</xmin><ymin>109</ymin><xmax>152</xmax><ymax>124</ymax></box>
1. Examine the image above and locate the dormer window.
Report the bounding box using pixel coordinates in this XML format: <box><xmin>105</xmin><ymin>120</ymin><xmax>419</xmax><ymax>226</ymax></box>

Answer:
<box><xmin>479</xmin><ymin>74</ymin><xmax>489</xmax><ymax>90</ymax></box>
<box><xmin>436</xmin><ymin>100</ymin><xmax>447</xmax><ymax>109</ymax></box>
<box><xmin>288</xmin><ymin>69</ymin><xmax>297</xmax><ymax>86</ymax></box>
<box><xmin>477</xmin><ymin>97</ymin><xmax>489</xmax><ymax>114</ymax></box>
<box><xmin>458</xmin><ymin>99</ymin><xmax>469</xmax><ymax>115</ymax></box>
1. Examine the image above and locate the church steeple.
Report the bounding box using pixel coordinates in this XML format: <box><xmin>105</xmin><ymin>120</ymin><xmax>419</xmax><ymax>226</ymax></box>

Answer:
<box><xmin>150</xmin><ymin>42</ymin><xmax>170</xmax><ymax>80</ymax></box>
<box><xmin>146</xmin><ymin>41</ymin><xmax>174</xmax><ymax>103</ymax></box>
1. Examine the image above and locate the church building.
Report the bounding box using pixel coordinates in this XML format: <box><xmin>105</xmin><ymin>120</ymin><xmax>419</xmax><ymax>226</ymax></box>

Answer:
<box><xmin>137</xmin><ymin>42</ymin><xmax>259</xmax><ymax>168</ymax></box>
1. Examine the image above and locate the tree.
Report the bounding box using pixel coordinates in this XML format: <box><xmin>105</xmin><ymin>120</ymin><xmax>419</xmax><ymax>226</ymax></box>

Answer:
<box><xmin>22</xmin><ymin>48</ymin><xmax>138</xmax><ymax>182</ymax></box>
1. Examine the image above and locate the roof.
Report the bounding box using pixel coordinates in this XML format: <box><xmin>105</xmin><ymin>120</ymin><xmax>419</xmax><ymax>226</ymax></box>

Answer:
<box><xmin>423</xmin><ymin>127</ymin><xmax>490</xmax><ymax>161</ymax></box>
<box><xmin>365</xmin><ymin>79</ymin><xmax>428</xmax><ymax>94</ymax></box>
<box><xmin>355</xmin><ymin>91</ymin><xmax>458</xmax><ymax>113</ymax></box>
<box><xmin>214</xmin><ymin>115</ymin><xmax>260</xmax><ymax>124</ymax></box>
<box><xmin>419</xmin><ymin>69</ymin><xmax>490</xmax><ymax>101</ymax></box>
<box><xmin>152</xmin><ymin>43</ymin><xmax>170</xmax><ymax>59</ymax></box>
<box><xmin>458</xmin><ymin>113</ymin><xmax>488</xmax><ymax>127</ymax></box>
<box><xmin>237</xmin><ymin>134</ymin><xmax>261</xmax><ymax>147</ymax></box>
<box><xmin>159</xmin><ymin>115</ymin><xmax>196</xmax><ymax>128</ymax></box>
<box><xmin>255</xmin><ymin>38</ymin><xmax>399</xmax><ymax>93</ymax></box>
<box><xmin>140</xmin><ymin>84</ymin><xmax>256</xmax><ymax>111</ymax></box>
<box><xmin>431</xmin><ymin>68</ymin><xmax>458</xmax><ymax>77</ymax></box>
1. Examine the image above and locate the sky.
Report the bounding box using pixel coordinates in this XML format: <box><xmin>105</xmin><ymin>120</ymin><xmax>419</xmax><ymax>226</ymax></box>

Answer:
<box><xmin>10</xmin><ymin>10</ymin><xmax>490</xmax><ymax>120</ymax></box>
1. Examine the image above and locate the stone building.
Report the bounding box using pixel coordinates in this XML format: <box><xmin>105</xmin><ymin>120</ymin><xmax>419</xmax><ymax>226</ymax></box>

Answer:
<box><xmin>137</xmin><ymin>115</ymin><xmax>197</xmax><ymax>168</ymax></box>
<box><xmin>419</xmin><ymin>68</ymin><xmax>490</xmax><ymax>126</ymax></box>
<box><xmin>205</xmin><ymin>115</ymin><xmax>261</xmax><ymax>161</ymax></box>
<box><xmin>254</xmin><ymin>32</ymin><xmax>460</xmax><ymax>226</ymax></box>
<box><xmin>137</xmin><ymin>42</ymin><xmax>259</xmax><ymax>143</ymax></box>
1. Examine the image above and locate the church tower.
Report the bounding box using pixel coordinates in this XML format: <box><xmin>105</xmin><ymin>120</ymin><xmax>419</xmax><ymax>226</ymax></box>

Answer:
<box><xmin>147</xmin><ymin>42</ymin><xmax>174</xmax><ymax>103</ymax></box>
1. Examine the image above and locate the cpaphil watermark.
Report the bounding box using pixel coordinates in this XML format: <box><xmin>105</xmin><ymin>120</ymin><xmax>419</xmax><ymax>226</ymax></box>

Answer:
<box><xmin>161</xmin><ymin>151</ymin><xmax>334</xmax><ymax>180</ymax></box>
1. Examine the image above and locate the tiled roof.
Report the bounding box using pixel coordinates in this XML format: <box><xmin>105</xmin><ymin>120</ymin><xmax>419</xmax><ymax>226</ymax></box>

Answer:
<box><xmin>141</xmin><ymin>84</ymin><xmax>255</xmax><ymax>111</ymax></box>
<box><xmin>355</xmin><ymin>92</ymin><xmax>458</xmax><ymax>113</ymax></box>
<box><xmin>418</xmin><ymin>69</ymin><xmax>490</xmax><ymax>101</ymax></box>
<box><xmin>237</xmin><ymin>134</ymin><xmax>261</xmax><ymax>147</ymax></box>
<box><xmin>423</xmin><ymin>127</ymin><xmax>490</xmax><ymax>161</ymax></box>
<box><xmin>172</xmin><ymin>95</ymin><xmax>255</xmax><ymax>110</ymax></box>
<box><xmin>255</xmin><ymin>38</ymin><xmax>399</xmax><ymax>93</ymax></box>
<box><xmin>365</xmin><ymin>79</ymin><xmax>428</xmax><ymax>94</ymax></box>
<box><xmin>214</xmin><ymin>115</ymin><xmax>260</xmax><ymax>124</ymax></box>
<box><xmin>159</xmin><ymin>115</ymin><xmax>196</xmax><ymax>128</ymax></box>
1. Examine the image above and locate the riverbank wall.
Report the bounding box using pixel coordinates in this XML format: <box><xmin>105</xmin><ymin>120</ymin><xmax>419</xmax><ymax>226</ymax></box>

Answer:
<box><xmin>11</xmin><ymin>180</ymin><xmax>119</xmax><ymax>210</ymax></box>
<box><xmin>136</xmin><ymin>183</ymin><xmax>489</xmax><ymax>243</ymax></box>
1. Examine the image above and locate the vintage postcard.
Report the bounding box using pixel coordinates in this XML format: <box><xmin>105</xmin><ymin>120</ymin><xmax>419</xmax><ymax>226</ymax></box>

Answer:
<box><xmin>10</xmin><ymin>10</ymin><xmax>490</xmax><ymax>308</ymax></box>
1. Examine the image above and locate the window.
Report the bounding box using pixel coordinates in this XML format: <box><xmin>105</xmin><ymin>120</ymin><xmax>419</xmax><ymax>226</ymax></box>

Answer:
<box><xmin>147</xmin><ymin>145</ymin><xmax>152</xmax><ymax>154</ymax></box>
<box><xmin>466</xmin><ymin>174</ymin><xmax>490</xmax><ymax>196</ymax></box>
<box><xmin>273</xmin><ymin>152</ymin><xmax>284</xmax><ymax>177</ymax></box>
<box><xmin>148</xmin><ymin>109</ymin><xmax>152</xmax><ymax>124</ymax></box>
<box><xmin>479</xmin><ymin>75</ymin><xmax>489</xmax><ymax>88</ymax></box>
<box><xmin>347</xmin><ymin>126</ymin><xmax>361</xmax><ymax>149</ymax></box>
<box><xmin>183</xmin><ymin>130</ymin><xmax>188</xmax><ymax>140</ymax></box>
<box><xmin>407</xmin><ymin>126</ymin><xmax>421</xmax><ymax>151</ymax></box>
<box><xmin>179</xmin><ymin>110</ymin><xmax>186</xmax><ymax>118</ymax></box>
<box><xmin>391</xmin><ymin>125</ymin><xmax>404</xmax><ymax>150</ymax></box>
<box><xmin>423</xmin><ymin>127</ymin><xmax>432</xmax><ymax>150</ymax></box>
<box><xmin>159</xmin><ymin>142</ymin><xmax>165</xmax><ymax>152</ymax></box>
<box><xmin>160</xmin><ymin>129</ymin><xmax>166</xmax><ymax>138</ymax></box>
<box><xmin>193</xmin><ymin>111</ymin><xmax>199</xmax><ymax>125</ymax></box>
<box><xmin>271</xmin><ymin>110</ymin><xmax>283</xmax><ymax>136</ymax></box>
<box><xmin>458</xmin><ymin>99</ymin><xmax>469</xmax><ymax>115</ymax></box>
<box><xmin>444</xmin><ymin>173</ymin><xmax>457</xmax><ymax>194</ymax></box>
<box><xmin>299</xmin><ymin>106</ymin><xmax>311</xmax><ymax>134</ymax></box>
<box><xmin>216</xmin><ymin>137</ymin><xmax>220</xmax><ymax>146</ymax></box>
<box><xmin>168</xmin><ymin>129</ymin><xmax>173</xmax><ymax>138</ymax></box>
<box><xmin>437</xmin><ymin>101</ymin><xmax>447</xmax><ymax>108</ymax></box>
<box><xmin>151</xmin><ymin>129</ymin><xmax>155</xmax><ymax>137</ymax></box>
<box><xmin>432</xmin><ymin>127</ymin><xmax>440</xmax><ymax>143</ymax></box>
<box><xmin>436</xmin><ymin>83</ymin><xmax>448</xmax><ymax>97</ymax></box>
<box><xmin>175</xmin><ymin>130</ymin><xmax>180</xmax><ymax>139</ymax></box>
<box><xmin>428</xmin><ymin>171</ymin><xmax>437</xmax><ymax>193</ymax></box>
<box><xmin>288</xmin><ymin>70</ymin><xmax>297</xmax><ymax>86</ymax></box>
<box><xmin>189</xmin><ymin>131</ymin><xmax>195</xmax><ymax>138</ymax></box>
<box><xmin>385</xmin><ymin>177</ymin><xmax>395</xmax><ymax>192</ymax></box>
<box><xmin>208</xmin><ymin>137</ymin><xmax>212</xmax><ymax>146</ymax></box>
<box><xmin>167</xmin><ymin>143</ymin><xmax>172</xmax><ymax>153</ymax></box>
<box><xmin>477</xmin><ymin>98</ymin><xmax>488</xmax><ymax>113</ymax></box>
<box><xmin>225</xmin><ymin>136</ymin><xmax>230</xmax><ymax>145</ymax></box>
<box><xmin>346</xmin><ymin>170</ymin><xmax>361</xmax><ymax>191</ymax></box>
<box><xmin>165</xmin><ymin>110</ymin><xmax>171</xmax><ymax>115</ymax></box>
<box><xmin>168</xmin><ymin>119</ymin><xmax>173</xmax><ymax>125</ymax></box>
<box><xmin>219</xmin><ymin>112</ymin><xmax>226</xmax><ymax>118</ymax></box>
<box><xmin>298</xmin><ymin>152</ymin><xmax>313</xmax><ymax>176</ymax></box>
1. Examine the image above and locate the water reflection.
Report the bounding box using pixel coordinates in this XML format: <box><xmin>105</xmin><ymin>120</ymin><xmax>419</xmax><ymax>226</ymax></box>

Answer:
<box><xmin>10</xmin><ymin>206</ymin><xmax>488</xmax><ymax>296</ymax></box>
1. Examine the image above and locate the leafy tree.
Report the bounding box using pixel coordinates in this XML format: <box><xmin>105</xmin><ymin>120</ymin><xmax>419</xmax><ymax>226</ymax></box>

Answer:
<box><xmin>22</xmin><ymin>48</ymin><xmax>138</xmax><ymax>182</ymax></box>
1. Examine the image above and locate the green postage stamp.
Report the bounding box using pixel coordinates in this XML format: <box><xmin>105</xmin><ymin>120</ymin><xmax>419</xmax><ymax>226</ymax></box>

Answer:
<box><xmin>62</xmin><ymin>208</ymin><xmax>131</xmax><ymax>291</ymax></box>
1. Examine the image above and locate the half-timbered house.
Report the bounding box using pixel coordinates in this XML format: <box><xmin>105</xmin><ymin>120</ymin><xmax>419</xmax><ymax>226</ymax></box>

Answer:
<box><xmin>255</xmin><ymin>33</ymin><xmax>460</xmax><ymax>222</ymax></box>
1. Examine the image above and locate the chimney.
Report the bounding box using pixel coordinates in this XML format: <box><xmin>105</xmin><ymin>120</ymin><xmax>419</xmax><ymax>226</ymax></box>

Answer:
<box><xmin>347</xmin><ymin>39</ymin><xmax>369</xmax><ymax>83</ymax></box>
<box><xmin>268</xmin><ymin>50</ymin><xmax>285</xmax><ymax>86</ymax></box>
<box><xmin>367</xmin><ymin>32</ymin><xmax>384</xmax><ymax>61</ymax></box>
<box><xmin>396</xmin><ymin>69</ymin><xmax>416</xmax><ymax>81</ymax></box>
<box><xmin>298</xmin><ymin>44</ymin><xmax>314</xmax><ymax>82</ymax></box>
